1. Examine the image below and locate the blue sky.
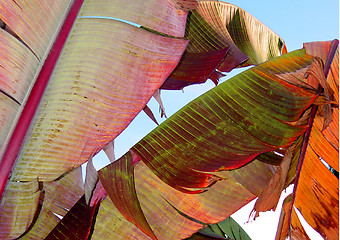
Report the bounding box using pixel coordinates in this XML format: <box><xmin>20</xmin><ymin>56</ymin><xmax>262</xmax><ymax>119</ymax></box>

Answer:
<box><xmin>93</xmin><ymin>1</ymin><xmax>339</xmax><ymax>239</ymax></box>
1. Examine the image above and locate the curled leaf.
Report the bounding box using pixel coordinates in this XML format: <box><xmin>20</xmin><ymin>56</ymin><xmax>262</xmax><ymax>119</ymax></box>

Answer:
<box><xmin>84</xmin><ymin>154</ymin><xmax>99</xmax><ymax>205</ymax></box>
<box><xmin>153</xmin><ymin>90</ymin><xmax>167</xmax><ymax>118</ymax></box>
<box><xmin>305</xmin><ymin>57</ymin><xmax>334</xmax><ymax>130</ymax></box>
<box><xmin>132</xmin><ymin>49</ymin><xmax>316</xmax><ymax>193</ymax></box>
<box><xmin>143</xmin><ymin>105</ymin><xmax>159</xmax><ymax>125</ymax></box>
<box><xmin>98</xmin><ymin>152</ymin><xmax>157</xmax><ymax>240</ymax></box>
<box><xmin>103</xmin><ymin>140</ymin><xmax>115</xmax><ymax>163</ymax></box>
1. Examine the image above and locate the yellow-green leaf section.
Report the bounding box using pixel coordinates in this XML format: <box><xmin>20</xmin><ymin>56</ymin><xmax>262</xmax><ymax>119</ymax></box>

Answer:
<box><xmin>0</xmin><ymin>180</ymin><xmax>41</xmax><ymax>239</ymax></box>
<box><xmin>132</xmin><ymin>49</ymin><xmax>317</xmax><ymax>193</ymax></box>
<box><xmin>218</xmin><ymin>1</ymin><xmax>286</xmax><ymax>65</ymax></box>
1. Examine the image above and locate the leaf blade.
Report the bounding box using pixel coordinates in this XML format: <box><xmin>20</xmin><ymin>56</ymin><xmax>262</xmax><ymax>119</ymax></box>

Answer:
<box><xmin>98</xmin><ymin>152</ymin><xmax>157</xmax><ymax>240</ymax></box>
<box><xmin>132</xmin><ymin>49</ymin><xmax>316</xmax><ymax>192</ymax></box>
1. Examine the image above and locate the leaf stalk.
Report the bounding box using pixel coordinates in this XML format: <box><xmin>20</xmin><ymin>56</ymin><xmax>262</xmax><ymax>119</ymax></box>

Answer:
<box><xmin>0</xmin><ymin>0</ymin><xmax>84</xmax><ymax>200</ymax></box>
<box><xmin>286</xmin><ymin>39</ymin><xmax>339</xmax><ymax>236</ymax></box>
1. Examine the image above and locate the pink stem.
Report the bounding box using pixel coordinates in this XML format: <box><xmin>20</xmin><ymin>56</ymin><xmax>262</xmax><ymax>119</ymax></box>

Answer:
<box><xmin>0</xmin><ymin>0</ymin><xmax>84</xmax><ymax>200</ymax></box>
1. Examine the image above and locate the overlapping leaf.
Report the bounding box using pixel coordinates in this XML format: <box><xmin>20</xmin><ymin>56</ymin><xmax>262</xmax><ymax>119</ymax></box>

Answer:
<box><xmin>304</xmin><ymin>41</ymin><xmax>339</xmax><ymax>172</ymax></box>
<box><xmin>9</xmin><ymin>1</ymin><xmax>188</xmax><ymax>182</ymax></box>
<box><xmin>98</xmin><ymin>152</ymin><xmax>157</xmax><ymax>240</ymax></box>
<box><xmin>295</xmin><ymin>41</ymin><xmax>338</xmax><ymax>239</ymax></box>
<box><xmin>45</xmin><ymin>195</ymin><xmax>99</xmax><ymax>240</ymax></box>
<box><xmin>92</xmin><ymin>158</ymin><xmax>275</xmax><ymax>240</ymax></box>
<box><xmin>40</xmin><ymin>47</ymin><xmax>324</xmax><ymax>240</ymax></box>
<box><xmin>0</xmin><ymin>0</ymin><xmax>189</xmax><ymax>238</ymax></box>
<box><xmin>132</xmin><ymin>49</ymin><xmax>317</xmax><ymax>193</ymax></box>
<box><xmin>0</xmin><ymin>0</ymin><xmax>73</xmax><ymax>183</ymax></box>
<box><xmin>1</xmin><ymin>1</ymin><xmax>337</xmax><ymax>240</ymax></box>
<box><xmin>20</xmin><ymin>167</ymin><xmax>84</xmax><ymax>240</ymax></box>
<box><xmin>0</xmin><ymin>1</ymin><xmax>74</xmax><ymax>238</ymax></box>
<box><xmin>0</xmin><ymin>180</ymin><xmax>41</xmax><ymax>239</ymax></box>
<box><xmin>0</xmin><ymin>0</ymin><xmax>72</xmax><ymax>59</ymax></box>
<box><xmin>194</xmin><ymin>1</ymin><xmax>250</xmax><ymax>72</ymax></box>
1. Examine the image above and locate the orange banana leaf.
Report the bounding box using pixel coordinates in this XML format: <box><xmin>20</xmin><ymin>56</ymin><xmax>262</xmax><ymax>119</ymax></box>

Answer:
<box><xmin>258</xmin><ymin>40</ymin><xmax>339</xmax><ymax>240</ymax></box>
<box><xmin>292</xmin><ymin>41</ymin><xmax>339</xmax><ymax>240</ymax></box>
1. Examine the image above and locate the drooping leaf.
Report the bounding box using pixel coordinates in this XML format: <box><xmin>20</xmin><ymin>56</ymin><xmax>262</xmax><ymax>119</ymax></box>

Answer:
<box><xmin>219</xmin><ymin>2</ymin><xmax>286</xmax><ymax>65</ymax></box>
<box><xmin>290</xmin><ymin>41</ymin><xmax>339</xmax><ymax>239</ymax></box>
<box><xmin>251</xmin><ymin>146</ymin><xmax>293</xmax><ymax>219</ymax></box>
<box><xmin>20</xmin><ymin>167</ymin><xmax>84</xmax><ymax>240</ymax></box>
<box><xmin>95</xmin><ymin>158</ymin><xmax>274</xmax><ymax>240</ymax></box>
<box><xmin>138</xmin><ymin>159</ymin><xmax>275</xmax><ymax>225</ymax></box>
<box><xmin>276</xmin><ymin>40</ymin><xmax>339</xmax><ymax>240</ymax></box>
<box><xmin>194</xmin><ymin>1</ymin><xmax>249</xmax><ymax>71</ymax></box>
<box><xmin>132</xmin><ymin>49</ymin><xmax>317</xmax><ymax>193</ymax></box>
<box><xmin>0</xmin><ymin>180</ymin><xmax>41</xmax><ymax>239</ymax></box>
<box><xmin>162</xmin><ymin>48</ymin><xmax>229</xmax><ymax>90</ymax></box>
<box><xmin>304</xmin><ymin>41</ymin><xmax>339</xmax><ymax>172</ymax></box>
<box><xmin>162</xmin><ymin>0</ymin><xmax>286</xmax><ymax>89</ymax></box>
<box><xmin>162</xmin><ymin>8</ymin><xmax>233</xmax><ymax>90</ymax></box>
<box><xmin>98</xmin><ymin>151</ymin><xmax>157</xmax><ymax>240</ymax></box>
